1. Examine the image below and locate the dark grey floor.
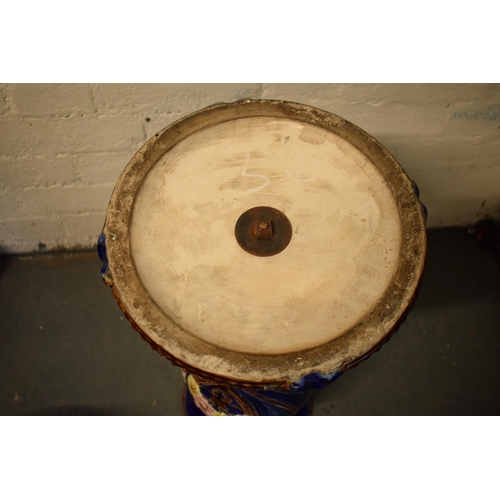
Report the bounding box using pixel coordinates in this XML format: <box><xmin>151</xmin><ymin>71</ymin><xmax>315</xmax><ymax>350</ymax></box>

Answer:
<box><xmin>1</xmin><ymin>227</ymin><xmax>499</xmax><ymax>416</ymax></box>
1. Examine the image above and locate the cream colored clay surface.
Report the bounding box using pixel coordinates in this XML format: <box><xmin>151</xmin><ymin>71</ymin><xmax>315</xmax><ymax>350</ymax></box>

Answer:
<box><xmin>130</xmin><ymin>117</ymin><xmax>401</xmax><ymax>355</ymax></box>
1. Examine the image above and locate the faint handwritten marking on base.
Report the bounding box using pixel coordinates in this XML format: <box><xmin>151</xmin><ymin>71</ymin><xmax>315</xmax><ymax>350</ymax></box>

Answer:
<box><xmin>241</xmin><ymin>152</ymin><xmax>270</xmax><ymax>194</ymax></box>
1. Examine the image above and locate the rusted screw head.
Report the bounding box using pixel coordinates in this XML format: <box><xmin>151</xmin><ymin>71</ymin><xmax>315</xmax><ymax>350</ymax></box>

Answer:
<box><xmin>254</xmin><ymin>219</ymin><xmax>274</xmax><ymax>240</ymax></box>
<box><xmin>235</xmin><ymin>207</ymin><xmax>292</xmax><ymax>257</ymax></box>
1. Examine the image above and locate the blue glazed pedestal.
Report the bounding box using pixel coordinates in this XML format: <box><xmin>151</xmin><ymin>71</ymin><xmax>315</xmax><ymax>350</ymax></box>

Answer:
<box><xmin>181</xmin><ymin>371</ymin><xmax>344</xmax><ymax>416</ymax></box>
<box><xmin>182</xmin><ymin>372</ymin><xmax>312</xmax><ymax>416</ymax></box>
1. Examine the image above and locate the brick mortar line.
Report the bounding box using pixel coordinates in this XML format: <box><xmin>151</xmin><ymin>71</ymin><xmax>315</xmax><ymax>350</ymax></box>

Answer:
<box><xmin>0</xmin><ymin>212</ymin><xmax>106</xmax><ymax>222</ymax></box>
<box><xmin>0</xmin><ymin>86</ymin><xmax>7</xmax><ymax>116</ymax></box>
<box><xmin>0</xmin><ymin>212</ymin><xmax>107</xmax><ymax>220</ymax></box>
<box><xmin>0</xmin><ymin>113</ymin><xmax>147</xmax><ymax>121</ymax></box>
<box><xmin>1</xmin><ymin>182</ymin><xmax>115</xmax><ymax>191</ymax></box>
<box><xmin>1</xmin><ymin>247</ymin><xmax>98</xmax><ymax>258</ymax></box>
<box><xmin>0</xmin><ymin>85</ymin><xmax>15</xmax><ymax>116</ymax></box>
<box><xmin>0</xmin><ymin>151</ymin><xmax>139</xmax><ymax>159</ymax></box>
<box><xmin>88</xmin><ymin>83</ymin><xmax>98</xmax><ymax>114</ymax></box>
<box><xmin>30</xmin><ymin>184</ymin><xmax>113</xmax><ymax>190</ymax></box>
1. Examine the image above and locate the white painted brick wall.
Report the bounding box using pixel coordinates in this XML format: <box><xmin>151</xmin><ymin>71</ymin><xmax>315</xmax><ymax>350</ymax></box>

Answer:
<box><xmin>1</xmin><ymin>156</ymin><xmax>78</xmax><ymax>188</ymax></box>
<box><xmin>0</xmin><ymin>217</ymin><xmax>65</xmax><ymax>253</ymax></box>
<box><xmin>9</xmin><ymin>84</ymin><xmax>95</xmax><ymax>117</ymax></box>
<box><xmin>0</xmin><ymin>83</ymin><xmax>499</xmax><ymax>254</ymax></box>
<box><xmin>73</xmin><ymin>152</ymin><xmax>141</xmax><ymax>185</ymax></box>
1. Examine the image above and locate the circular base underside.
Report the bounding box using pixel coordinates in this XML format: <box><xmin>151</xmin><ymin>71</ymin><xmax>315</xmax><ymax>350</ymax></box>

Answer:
<box><xmin>130</xmin><ymin>116</ymin><xmax>402</xmax><ymax>355</ymax></box>
<box><xmin>103</xmin><ymin>99</ymin><xmax>427</xmax><ymax>384</ymax></box>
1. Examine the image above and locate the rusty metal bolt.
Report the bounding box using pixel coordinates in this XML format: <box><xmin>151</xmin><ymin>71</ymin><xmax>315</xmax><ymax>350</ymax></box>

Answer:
<box><xmin>254</xmin><ymin>219</ymin><xmax>274</xmax><ymax>239</ymax></box>
<box><xmin>235</xmin><ymin>206</ymin><xmax>292</xmax><ymax>257</ymax></box>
